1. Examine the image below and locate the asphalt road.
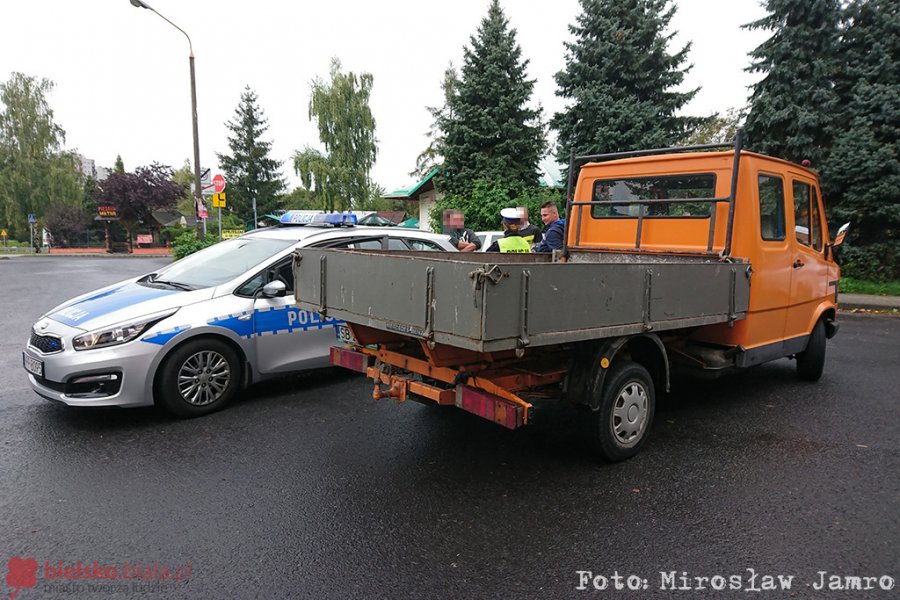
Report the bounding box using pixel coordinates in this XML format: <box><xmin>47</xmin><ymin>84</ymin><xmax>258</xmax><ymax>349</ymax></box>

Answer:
<box><xmin>1</xmin><ymin>256</ymin><xmax>897</xmax><ymax>599</ymax></box>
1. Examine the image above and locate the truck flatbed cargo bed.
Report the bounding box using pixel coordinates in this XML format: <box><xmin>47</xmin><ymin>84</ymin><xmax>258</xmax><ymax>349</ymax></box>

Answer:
<box><xmin>293</xmin><ymin>249</ymin><xmax>750</xmax><ymax>353</ymax></box>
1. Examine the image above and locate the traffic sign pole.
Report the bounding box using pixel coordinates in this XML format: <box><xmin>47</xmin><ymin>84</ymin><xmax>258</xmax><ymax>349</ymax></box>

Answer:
<box><xmin>218</xmin><ymin>207</ymin><xmax>222</xmax><ymax>239</ymax></box>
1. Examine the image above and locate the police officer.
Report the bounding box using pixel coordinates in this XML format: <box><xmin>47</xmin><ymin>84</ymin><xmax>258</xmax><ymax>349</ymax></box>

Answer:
<box><xmin>486</xmin><ymin>208</ymin><xmax>532</xmax><ymax>253</ymax></box>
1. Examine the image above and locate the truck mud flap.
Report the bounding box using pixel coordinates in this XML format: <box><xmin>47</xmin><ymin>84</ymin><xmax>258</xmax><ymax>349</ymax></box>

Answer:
<box><xmin>455</xmin><ymin>385</ymin><xmax>526</xmax><ymax>430</ymax></box>
<box><xmin>330</xmin><ymin>346</ymin><xmax>373</xmax><ymax>373</ymax></box>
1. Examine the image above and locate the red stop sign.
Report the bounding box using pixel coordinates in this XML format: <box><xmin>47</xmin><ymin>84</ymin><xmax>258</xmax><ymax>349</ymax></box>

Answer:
<box><xmin>213</xmin><ymin>174</ymin><xmax>226</xmax><ymax>193</ymax></box>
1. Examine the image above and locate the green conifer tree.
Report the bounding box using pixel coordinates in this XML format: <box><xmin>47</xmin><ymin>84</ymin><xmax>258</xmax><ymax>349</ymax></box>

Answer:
<box><xmin>822</xmin><ymin>0</ymin><xmax>900</xmax><ymax>280</ymax></box>
<box><xmin>217</xmin><ymin>87</ymin><xmax>286</xmax><ymax>224</ymax></box>
<box><xmin>551</xmin><ymin>0</ymin><xmax>698</xmax><ymax>163</ymax></box>
<box><xmin>743</xmin><ymin>0</ymin><xmax>842</xmax><ymax>166</ymax></box>
<box><xmin>438</xmin><ymin>0</ymin><xmax>545</xmax><ymax>196</ymax></box>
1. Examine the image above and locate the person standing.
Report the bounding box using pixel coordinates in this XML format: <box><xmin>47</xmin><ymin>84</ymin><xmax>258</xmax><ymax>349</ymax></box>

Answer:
<box><xmin>486</xmin><ymin>208</ymin><xmax>532</xmax><ymax>253</ymax></box>
<box><xmin>442</xmin><ymin>209</ymin><xmax>481</xmax><ymax>252</ymax></box>
<box><xmin>535</xmin><ymin>201</ymin><xmax>567</xmax><ymax>253</ymax></box>
<box><xmin>516</xmin><ymin>206</ymin><xmax>543</xmax><ymax>247</ymax></box>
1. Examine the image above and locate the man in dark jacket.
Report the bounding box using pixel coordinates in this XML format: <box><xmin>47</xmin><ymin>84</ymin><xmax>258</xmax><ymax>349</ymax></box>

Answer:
<box><xmin>535</xmin><ymin>201</ymin><xmax>566</xmax><ymax>253</ymax></box>
<box><xmin>442</xmin><ymin>209</ymin><xmax>481</xmax><ymax>252</ymax></box>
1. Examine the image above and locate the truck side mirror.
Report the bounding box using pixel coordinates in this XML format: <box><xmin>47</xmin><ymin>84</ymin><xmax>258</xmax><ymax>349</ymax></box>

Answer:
<box><xmin>832</xmin><ymin>222</ymin><xmax>850</xmax><ymax>248</ymax></box>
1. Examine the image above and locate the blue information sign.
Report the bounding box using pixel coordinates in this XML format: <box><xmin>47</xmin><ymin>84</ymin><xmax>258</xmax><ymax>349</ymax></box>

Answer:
<box><xmin>27</xmin><ymin>213</ymin><xmax>36</xmax><ymax>224</ymax></box>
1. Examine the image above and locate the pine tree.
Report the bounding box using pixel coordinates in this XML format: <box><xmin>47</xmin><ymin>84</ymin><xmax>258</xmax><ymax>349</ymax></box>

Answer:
<box><xmin>551</xmin><ymin>0</ymin><xmax>698</xmax><ymax>163</ymax></box>
<box><xmin>410</xmin><ymin>64</ymin><xmax>458</xmax><ymax>180</ymax></box>
<box><xmin>743</xmin><ymin>0</ymin><xmax>842</xmax><ymax>166</ymax></box>
<box><xmin>217</xmin><ymin>87</ymin><xmax>286</xmax><ymax>224</ymax></box>
<box><xmin>438</xmin><ymin>0</ymin><xmax>545</xmax><ymax>196</ymax></box>
<box><xmin>822</xmin><ymin>0</ymin><xmax>900</xmax><ymax>280</ymax></box>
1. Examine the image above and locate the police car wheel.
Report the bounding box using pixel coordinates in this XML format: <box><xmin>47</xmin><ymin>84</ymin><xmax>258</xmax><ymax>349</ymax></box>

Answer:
<box><xmin>157</xmin><ymin>338</ymin><xmax>240</xmax><ymax>417</ymax></box>
<box><xmin>589</xmin><ymin>360</ymin><xmax>655</xmax><ymax>462</ymax></box>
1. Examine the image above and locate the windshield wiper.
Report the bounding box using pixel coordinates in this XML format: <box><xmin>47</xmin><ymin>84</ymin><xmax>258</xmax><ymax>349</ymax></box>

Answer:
<box><xmin>150</xmin><ymin>278</ymin><xmax>196</xmax><ymax>292</ymax></box>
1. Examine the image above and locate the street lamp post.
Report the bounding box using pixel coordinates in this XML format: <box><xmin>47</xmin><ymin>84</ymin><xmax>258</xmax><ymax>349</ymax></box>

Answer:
<box><xmin>129</xmin><ymin>0</ymin><xmax>205</xmax><ymax>240</ymax></box>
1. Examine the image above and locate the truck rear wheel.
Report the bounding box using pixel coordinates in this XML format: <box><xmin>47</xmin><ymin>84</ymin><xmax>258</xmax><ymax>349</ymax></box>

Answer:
<box><xmin>589</xmin><ymin>361</ymin><xmax>655</xmax><ymax>462</ymax></box>
<box><xmin>796</xmin><ymin>319</ymin><xmax>826</xmax><ymax>381</ymax></box>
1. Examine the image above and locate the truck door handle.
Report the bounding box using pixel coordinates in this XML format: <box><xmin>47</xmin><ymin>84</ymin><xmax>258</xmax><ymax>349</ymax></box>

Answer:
<box><xmin>793</xmin><ymin>260</ymin><xmax>805</xmax><ymax>269</ymax></box>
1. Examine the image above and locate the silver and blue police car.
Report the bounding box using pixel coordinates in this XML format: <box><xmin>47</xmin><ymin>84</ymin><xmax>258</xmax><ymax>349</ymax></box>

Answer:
<box><xmin>23</xmin><ymin>213</ymin><xmax>456</xmax><ymax>417</ymax></box>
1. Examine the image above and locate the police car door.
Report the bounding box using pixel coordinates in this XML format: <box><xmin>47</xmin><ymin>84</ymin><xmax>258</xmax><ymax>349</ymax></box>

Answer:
<box><xmin>252</xmin><ymin>257</ymin><xmax>338</xmax><ymax>374</ymax></box>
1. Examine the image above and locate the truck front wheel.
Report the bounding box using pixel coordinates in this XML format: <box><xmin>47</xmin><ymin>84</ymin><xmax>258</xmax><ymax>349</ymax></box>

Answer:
<box><xmin>796</xmin><ymin>319</ymin><xmax>826</xmax><ymax>381</ymax></box>
<box><xmin>589</xmin><ymin>361</ymin><xmax>655</xmax><ymax>462</ymax></box>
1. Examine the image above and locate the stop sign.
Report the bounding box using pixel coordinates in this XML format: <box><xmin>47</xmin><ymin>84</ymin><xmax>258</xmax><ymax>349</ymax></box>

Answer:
<box><xmin>213</xmin><ymin>174</ymin><xmax>226</xmax><ymax>193</ymax></box>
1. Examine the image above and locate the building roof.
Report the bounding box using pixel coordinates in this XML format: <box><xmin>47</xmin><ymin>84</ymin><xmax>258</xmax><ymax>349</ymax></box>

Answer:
<box><xmin>384</xmin><ymin>168</ymin><xmax>439</xmax><ymax>199</ymax></box>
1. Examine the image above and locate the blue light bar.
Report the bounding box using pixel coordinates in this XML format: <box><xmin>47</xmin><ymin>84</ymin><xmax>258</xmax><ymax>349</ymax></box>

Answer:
<box><xmin>280</xmin><ymin>211</ymin><xmax>320</xmax><ymax>224</ymax></box>
<box><xmin>312</xmin><ymin>213</ymin><xmax>358</xmax><ymax>225</ymax></box>
<box><xmin>279</xmin><ymin>211</ymin><xmax>358</xmax><ymax>226</ymax></box>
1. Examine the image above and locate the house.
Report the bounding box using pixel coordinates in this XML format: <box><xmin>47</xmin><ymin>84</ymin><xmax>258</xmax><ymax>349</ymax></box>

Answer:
<box><xmin>383</xmin><ymin>168</ymin><xmax>440</xmax><ymax>232</ymax></box>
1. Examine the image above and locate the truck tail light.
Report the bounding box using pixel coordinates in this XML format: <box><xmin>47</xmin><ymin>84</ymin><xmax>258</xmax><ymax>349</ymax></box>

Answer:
<box><xmin>330</xmin><ymin>346</ymin><xmax>372</xmax><ymax>373</ymax></box>
<box><xmin>455</xmin><ymin>385</ymin><xmax>525</xmax><ymax>430</ymax></box>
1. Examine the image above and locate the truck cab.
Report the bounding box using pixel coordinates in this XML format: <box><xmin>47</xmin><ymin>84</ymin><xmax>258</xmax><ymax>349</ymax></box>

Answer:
<box><xmin>566</xmin><ymin>149</ymin><xmax>840</xmax><ymax>377</ymax></box>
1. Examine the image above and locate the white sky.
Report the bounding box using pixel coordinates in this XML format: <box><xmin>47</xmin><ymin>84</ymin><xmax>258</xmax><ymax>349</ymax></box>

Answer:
<box><xmin>1</xmin><ymin>0</ymin><xmax>769</xmax><ymax>192</ymax></box>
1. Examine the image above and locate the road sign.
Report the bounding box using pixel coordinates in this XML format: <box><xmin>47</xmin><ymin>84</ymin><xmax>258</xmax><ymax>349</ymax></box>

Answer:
<box><xmin>212</xmin><ymin>192</ymin><xmax>227</xmax><ymax>208</ymax></box>
<box><xmin>196</xmin><ymin>197</ymin><xmax>208</xmax><ymax>220</ymax></box>
<box><xmin>221</xmin><ymin>229</ymin><xmax>244</xmax><ymax>240</ymax></box>
<box><xmin>0</xmin><ymin>229</ymin><xmax>7</xmax><ymax>238</ymax></box>
<box><xmin>213</xmin><ymin>174</ymin><xmax>226</xmax><ymax>193</ymax></box>
<box><xmin>28</xmin><ymin>214</ymin><xmax>36</xmax><ymax>224</ymax></box>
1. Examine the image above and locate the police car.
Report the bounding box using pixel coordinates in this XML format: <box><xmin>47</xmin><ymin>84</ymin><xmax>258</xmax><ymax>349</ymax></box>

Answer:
<box><xmin>23</xmin><ymin>213</ymin><xmax>456</xmax><ymax>416</ymax></box>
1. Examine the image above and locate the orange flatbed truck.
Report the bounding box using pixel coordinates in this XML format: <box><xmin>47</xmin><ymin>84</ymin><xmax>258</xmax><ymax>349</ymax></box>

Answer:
<box><xmin>293</xmin><ymin>133</ymin><xmax>848</xmax><ymax>461</ymax></box>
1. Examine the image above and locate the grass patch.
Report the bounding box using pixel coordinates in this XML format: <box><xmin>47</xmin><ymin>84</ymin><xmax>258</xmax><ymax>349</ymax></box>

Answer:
<box><xmin>841</xmin><ymin>278</ymin><xmax>900</xmax><ymax>296</ymax></box>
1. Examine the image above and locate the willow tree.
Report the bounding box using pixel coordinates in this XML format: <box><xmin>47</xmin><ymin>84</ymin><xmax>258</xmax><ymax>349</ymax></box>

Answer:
<box><xmin>0</xmin><ymin>72</ymin><xmax>82</xmax><ymax>238</ymax></box>
<box><xmin>297</xmin><ymin>58</ymin><xmax>377</xmax><ymax>211</ymax></box>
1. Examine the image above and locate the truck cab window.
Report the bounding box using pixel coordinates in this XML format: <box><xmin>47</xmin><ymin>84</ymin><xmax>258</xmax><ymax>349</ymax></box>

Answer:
<box><xmin>758</xmin><ymin>174</ymin><xmax>786</xmax><ymax>241</ymax></box>
<box><xmin>591</xmin><ymin>174</ymin><xmax>716</xmax><ymax>218</ymax></box>
<box><xmin>792</xmin><ymin>181</ymin><xmax>823</xmax><ymax>251</ymax></box>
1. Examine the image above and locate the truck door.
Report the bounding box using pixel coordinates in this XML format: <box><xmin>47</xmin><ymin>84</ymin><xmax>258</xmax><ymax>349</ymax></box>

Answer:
<box><xmin>785</xmin><ymin>177</ymin><xmax>829</xmax><ymax>341</ymax></box>
<box><xmin>751</xmin><ymin>172</ymin><xmax>793</xmax><ymax>348</ymax></box>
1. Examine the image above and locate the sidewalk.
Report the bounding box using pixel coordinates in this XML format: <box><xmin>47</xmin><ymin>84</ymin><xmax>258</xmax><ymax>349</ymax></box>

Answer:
<box><xmin>840</xmin><ymin>293</ymin><xmax>900</xmax><ymax>311</ymax></box>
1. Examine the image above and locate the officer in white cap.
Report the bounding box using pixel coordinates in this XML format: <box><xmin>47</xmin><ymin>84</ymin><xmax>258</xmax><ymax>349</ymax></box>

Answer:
<box><xmin>486</xmin><ymin>207</ymin><xmax>532</xmax><ymax>253</ymax></box>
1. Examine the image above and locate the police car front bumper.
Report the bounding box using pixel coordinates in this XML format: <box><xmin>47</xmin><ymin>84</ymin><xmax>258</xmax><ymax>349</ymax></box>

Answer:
<box><xmin>24</xmin><ymin>320</ymin><xmax>158</xmax><ymax>408</ymax></box>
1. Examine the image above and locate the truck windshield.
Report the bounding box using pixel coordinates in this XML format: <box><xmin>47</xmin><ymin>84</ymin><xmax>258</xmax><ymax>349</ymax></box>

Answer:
<box><xmin>592</xmin><ymin>173</ymin><xmax>717</xmax><ymax>218</ymax></box>
<box><xmin>151</xmin><ymin>238</ymin><xmax>295</xmax><ymax>289</ymax></box>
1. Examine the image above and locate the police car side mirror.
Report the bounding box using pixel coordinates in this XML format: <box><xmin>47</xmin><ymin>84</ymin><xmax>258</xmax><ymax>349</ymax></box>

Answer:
<box><xmin>260</xmin><ymin>280</ymin><xmax>287</xmax><ymax>298</ymax></box>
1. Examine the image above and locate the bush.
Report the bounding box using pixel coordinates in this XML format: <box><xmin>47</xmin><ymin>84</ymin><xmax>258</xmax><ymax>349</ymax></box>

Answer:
<box><xmin>431</xmin><ymin>180</ymin><xmax>563</xmax><ymax>232</ymax></box>
<box><xmin>838</xmin><ymin>242</ymin><xmax>900</xmax><ymax>282</ymax></box>
<box><xmin>170</xmin><ymin>229</ymin><xmax>221</xmax><ymax>261</ymax></box>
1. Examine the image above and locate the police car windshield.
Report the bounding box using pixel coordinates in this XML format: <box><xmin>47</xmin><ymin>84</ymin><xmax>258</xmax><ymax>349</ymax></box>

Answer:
<box><xmin>155</xmin><ymin>238</ymin><xmax>295</xmax><ymax>289</ymax></box>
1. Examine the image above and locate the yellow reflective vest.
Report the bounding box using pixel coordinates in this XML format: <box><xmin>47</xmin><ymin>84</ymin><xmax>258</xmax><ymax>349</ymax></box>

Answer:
<box><xmin>498</xmin><ymin>235</ymin><xmax>532</xmax><ymax>253</ymax></box>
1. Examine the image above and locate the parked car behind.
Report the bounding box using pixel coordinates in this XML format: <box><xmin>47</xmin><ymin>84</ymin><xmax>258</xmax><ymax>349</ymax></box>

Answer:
<box><xmin>475</xmin><ymin>231</ymin><xmax>503</xmax><ymax>252</ymax></box>
<box><xmin>23</xmin><ymin>213</ymin><xmax>456</xmax><ymax>417</ymax></box>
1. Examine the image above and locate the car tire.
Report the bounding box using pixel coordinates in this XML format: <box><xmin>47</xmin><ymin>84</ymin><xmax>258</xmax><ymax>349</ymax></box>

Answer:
<box><xmin>156</xmin><ymin>338</ymin><xmax>241</xmax><ymax>417</ymax></box>
<box><xmin>587</xmin><ymin>361</ymin><xmax>655</xmax><ymax>462</ymax></box>
<box><xmin>796</xmin><ymin>319</ymin><xmax>826</xmax><ymax>382</ymax></box>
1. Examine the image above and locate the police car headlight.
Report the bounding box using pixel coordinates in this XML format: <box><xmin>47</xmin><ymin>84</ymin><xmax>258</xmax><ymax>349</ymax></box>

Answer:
<box><xmin>72</xmin><ymin>310</ymin><xmax>178</xmax><ymax>351</ymax></box>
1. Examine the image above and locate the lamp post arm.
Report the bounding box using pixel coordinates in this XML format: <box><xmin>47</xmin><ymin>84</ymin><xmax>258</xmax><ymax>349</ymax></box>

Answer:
<box><xmin>145</xmin><ymin>6</ymin><xmax>194</xmax><ymax>56</ymax></box>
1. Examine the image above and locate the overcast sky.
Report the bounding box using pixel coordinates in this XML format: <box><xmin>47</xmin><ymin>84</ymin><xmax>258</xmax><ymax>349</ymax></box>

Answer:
<box><xmin>1</xmin><ymin>0</ymin><xmax>769</xmax><ymax>192</ymax></box>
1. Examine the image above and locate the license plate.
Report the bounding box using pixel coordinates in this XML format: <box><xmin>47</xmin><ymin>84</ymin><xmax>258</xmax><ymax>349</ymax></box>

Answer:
<box><xmin>23</xmin><ymin>352</ymin><xmax>44</xmax><ymax>378</ymax></box>
<box><xmin>335</xmin><ymin>324</ymin><xmax>356</xmax><ymax>344</ymax></box>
